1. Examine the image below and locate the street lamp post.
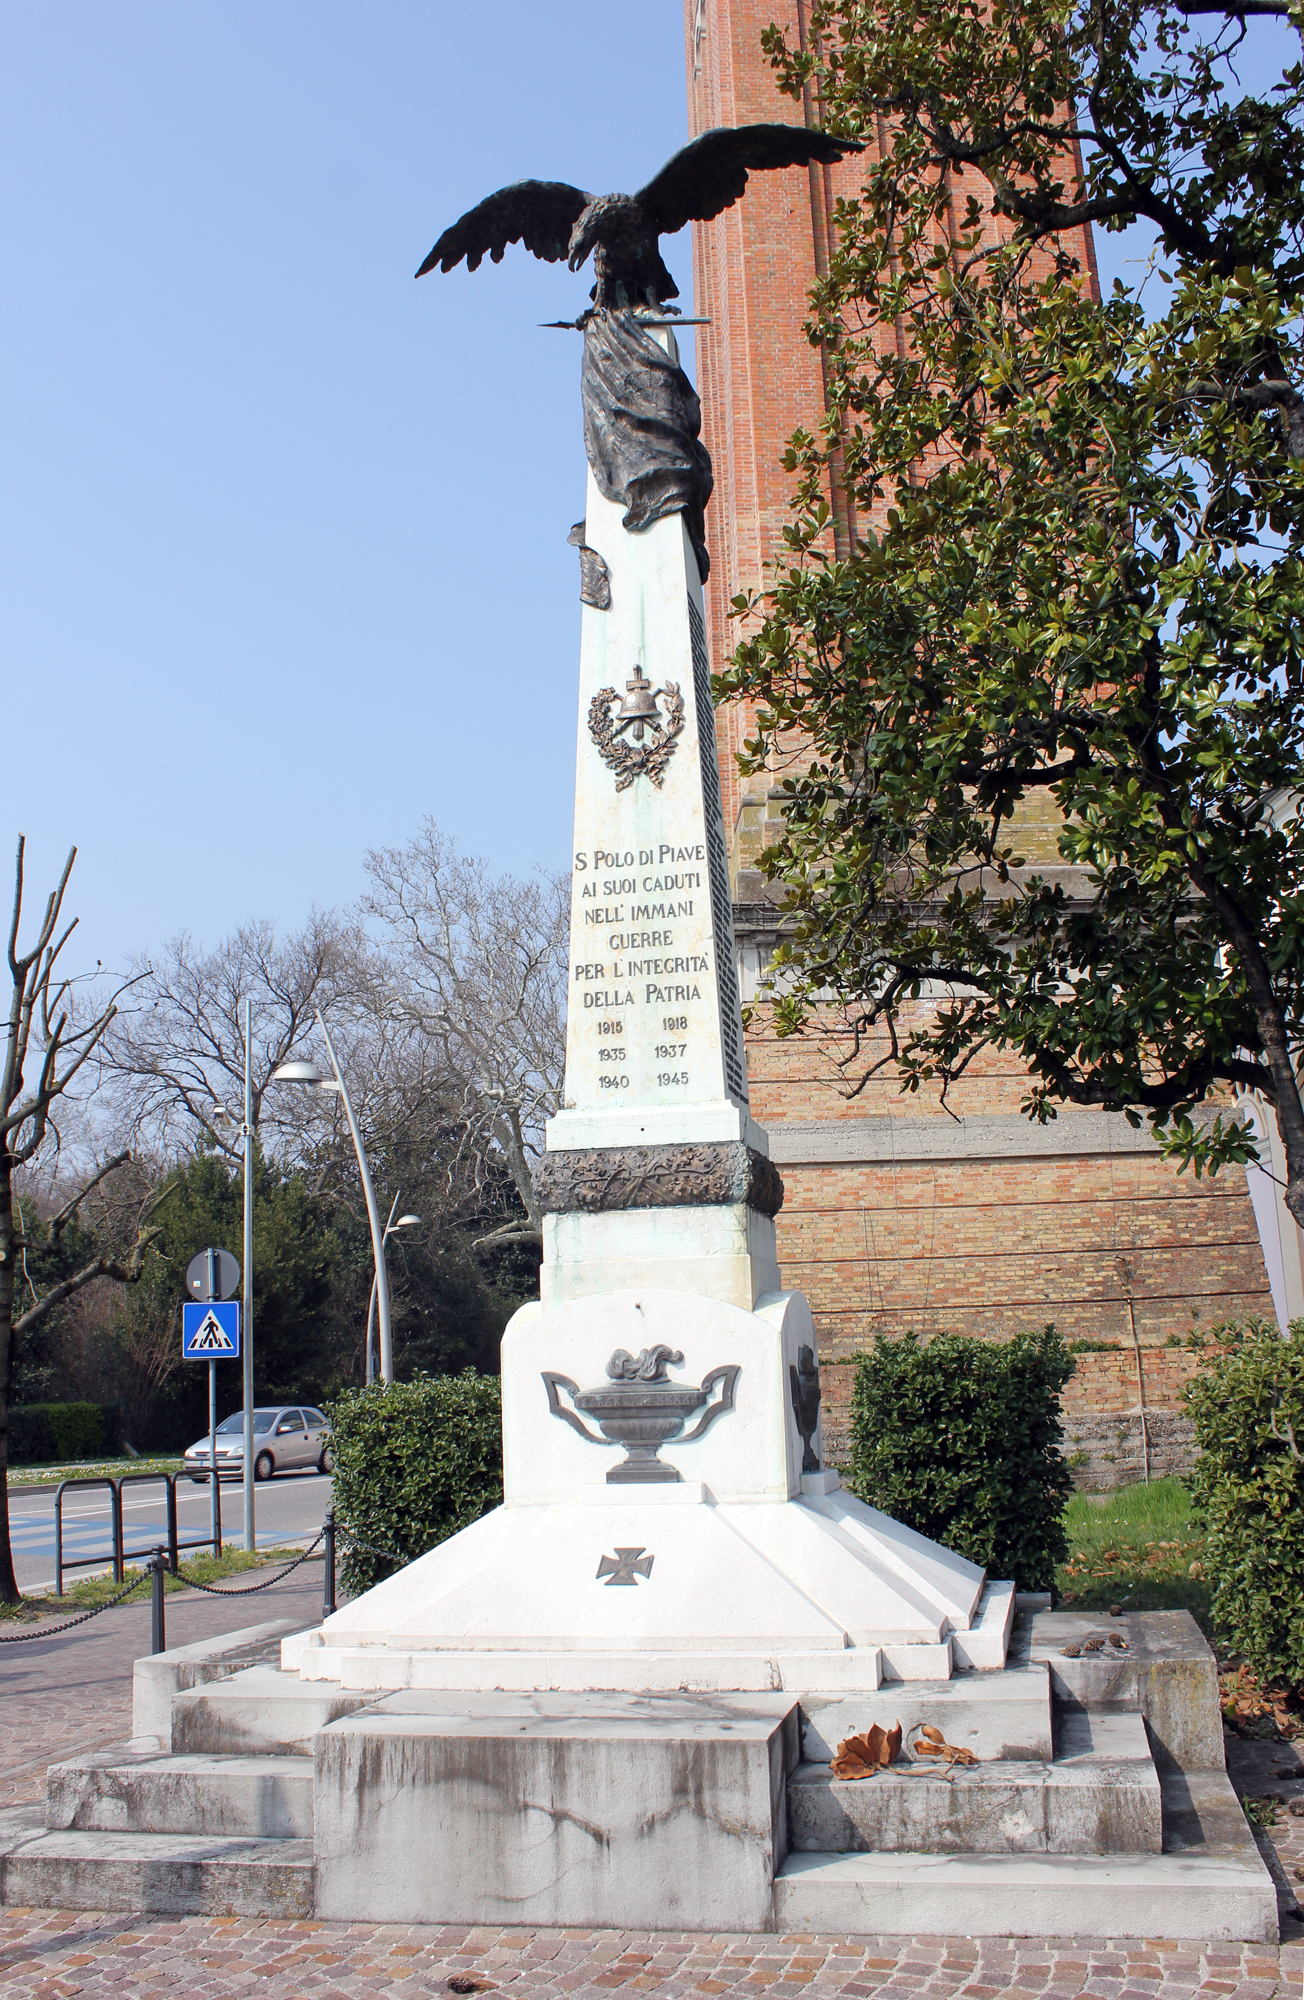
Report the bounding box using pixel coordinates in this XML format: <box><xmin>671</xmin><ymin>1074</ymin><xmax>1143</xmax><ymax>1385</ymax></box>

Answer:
<box><xmin>274</xmin><ymin>1008</ymin><xmax>398</xmax><ymax>1382</ymax></box>
<box><xmin>366</xmin><ymin>1194</ymin><xmax>421</xmax><ymax>1386</ymax></box>
<box><xmin>242</xmin><ymin>997</ymin><xmax>255</xmax><ymax>1552</ymax></box>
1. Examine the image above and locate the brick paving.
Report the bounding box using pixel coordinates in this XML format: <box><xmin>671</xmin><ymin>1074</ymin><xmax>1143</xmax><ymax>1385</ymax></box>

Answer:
<box><xmin>0</xmin><ymin>1570</ymin><xmax>326</xmax><ymax>1810</ymax></box>
<box><xmin>0</xmin><ymin>1915</ymin><xmax>1300</xmax><ymax>2000</ymax></box>
<box><xmin>5</xmin><ymin>1573</ymin><xmax>1304</xmax><ymax>1989</ymax></box>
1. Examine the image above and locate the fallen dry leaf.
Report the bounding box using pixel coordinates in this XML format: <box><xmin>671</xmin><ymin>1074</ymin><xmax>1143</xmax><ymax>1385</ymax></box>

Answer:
<box><xmin>910</xmin><ymin>1725</ymin><xmax>979</xmax><ymax>1774</ymax></box>
<box><xmin>831</xmin><ymin>1722</ymin><xmax>902</xmax><ymax>1779</ymax></box>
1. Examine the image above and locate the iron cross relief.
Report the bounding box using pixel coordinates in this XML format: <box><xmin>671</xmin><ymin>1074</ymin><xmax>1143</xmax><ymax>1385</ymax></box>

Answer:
<box><xmin>596</xmin><ymin>1546</ymin><xmax>654</xmax><ymax>1587</ymax></box>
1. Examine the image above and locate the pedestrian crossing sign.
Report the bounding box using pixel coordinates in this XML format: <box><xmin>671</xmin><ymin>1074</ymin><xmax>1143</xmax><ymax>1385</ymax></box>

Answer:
<box><xmin>182</xmin><ymin>1300</ymin><xmax>241</xmax><ymax>1359</ymax></box>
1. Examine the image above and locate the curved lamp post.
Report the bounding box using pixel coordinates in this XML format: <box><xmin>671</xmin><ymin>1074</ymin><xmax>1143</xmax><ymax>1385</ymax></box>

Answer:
<box><xmin>274</xmin><ymin>1009</ymin><xmax>396</xmax><ymax>1383</ymax></box>
<box><xmin>366</xmin><ymin>1196</ymin><xmax>421</xmax><ymax>1385</ymax></box>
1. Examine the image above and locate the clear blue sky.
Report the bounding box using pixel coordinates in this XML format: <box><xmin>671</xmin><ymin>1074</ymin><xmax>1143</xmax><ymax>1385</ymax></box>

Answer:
<box><xmin>6</xmin><ymin>7</ymin><xmax>1292</xmax><ymax>981</ymax></box>
<box><xmin>4</xmin><ymin>3</ymin><xmax>694</xmax><ymax>977</ymax></box>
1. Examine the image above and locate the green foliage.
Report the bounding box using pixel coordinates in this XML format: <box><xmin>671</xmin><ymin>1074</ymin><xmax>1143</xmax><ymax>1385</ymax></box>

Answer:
<box><xmin>721</xmin><ymin>0</ymin><xmax>1304</xmax><ymax>1216</ymax></box>
<box><xmin>8</xmin><ymin>1402</ymin><xmax>122</xmax><ymax>1465</ymax></box>
<box><xmin>327</xmin><ymin>1372</ymin><xmax>503</xmax><ymax>1594</ymax></box>
<box><xmin>845</xmin><ymin>1326</ymin><xmax>1074</xmax><ymax>1590</ymax></box>
<box><xmin>1185</xmin><ymin>1318</ymin><xmax>1304</xmax><ymax>1686</ymax></box>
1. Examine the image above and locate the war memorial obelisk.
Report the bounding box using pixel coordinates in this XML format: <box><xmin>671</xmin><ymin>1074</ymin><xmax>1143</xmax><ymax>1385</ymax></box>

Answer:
<box><xmin>299</xmin><ymin>132</ymin><xmax>1008</xmax><ymax>1696</ymax></box>
<box><xmin>4</xmin><ymin>127</ymin><xmax>1272</xmax><ymax>1953</ymax></box>
<box><xmin>263</xmin><ymin>131</ymin><xmax>1273</xmax><ymax>1949</ymax></box>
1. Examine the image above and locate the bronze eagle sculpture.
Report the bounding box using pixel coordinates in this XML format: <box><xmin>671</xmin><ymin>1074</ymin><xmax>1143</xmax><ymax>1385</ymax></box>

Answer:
<box><xmin>417</xmin><ymin>123</ymin><xmax>863</xmax><ymax>310</ymax></box>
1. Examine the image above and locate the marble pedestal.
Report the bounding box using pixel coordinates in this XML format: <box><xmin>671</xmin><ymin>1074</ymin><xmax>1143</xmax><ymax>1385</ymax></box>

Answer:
<box><xmin>300</xmin><ymin>1284</ymin><xmax>1008</xmax><ymax>1694</ymax></box>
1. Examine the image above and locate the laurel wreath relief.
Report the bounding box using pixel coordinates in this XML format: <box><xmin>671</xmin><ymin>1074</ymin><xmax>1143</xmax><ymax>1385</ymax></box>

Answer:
<box><xmin>587</xmin><ymin>681</ymin><xmax>685</xmax><ymax>792</ymax></box>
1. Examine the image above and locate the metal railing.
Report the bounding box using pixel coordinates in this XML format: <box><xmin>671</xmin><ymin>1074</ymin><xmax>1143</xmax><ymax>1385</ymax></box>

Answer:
<box><xmin>7</xmin><ymin>1508</ymin><xmax>410</xmax><ymax>1650</ymax></box>
<box><xmin>54</xmin><ymin>1469</ymin><xmax>221</xmax><ymax>1596</ymax></box>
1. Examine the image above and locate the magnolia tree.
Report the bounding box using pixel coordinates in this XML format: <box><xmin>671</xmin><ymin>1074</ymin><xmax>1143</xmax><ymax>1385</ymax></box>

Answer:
<box><xmin>721</xmin><ymin>0</ymin><xmax>1304</xmax><ymax>1219</ymax></box>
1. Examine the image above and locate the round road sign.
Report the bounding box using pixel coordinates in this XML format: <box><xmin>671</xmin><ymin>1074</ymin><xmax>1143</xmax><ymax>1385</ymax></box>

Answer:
<box><xmin>185</xmin><ymin>1247</ymin><xmax>241</xmax><ymax>1301</ymax></box>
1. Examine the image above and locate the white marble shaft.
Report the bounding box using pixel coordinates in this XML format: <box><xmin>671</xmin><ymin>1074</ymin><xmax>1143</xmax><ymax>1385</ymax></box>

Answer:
<box><xmin>548</xmin><ymin>327</ymin><xmax>759</xmax><ymax>1156</ymax></box>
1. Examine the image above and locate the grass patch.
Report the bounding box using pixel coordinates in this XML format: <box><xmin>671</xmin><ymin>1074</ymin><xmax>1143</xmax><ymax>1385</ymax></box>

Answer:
<box><xmin>7</xmin><ymin>1457</ymin><xmax>183</xmax><ymax>1488</ymax></box>
<box><xmin>1056</xmin><ymin>1476</ymin><xmax>1211</xmax><ymax>1630</ymax></box>
<box><xmin>0</xmin><ymin>1543</ymin><xmax>316</xmax><ymax>1623</ymax></box>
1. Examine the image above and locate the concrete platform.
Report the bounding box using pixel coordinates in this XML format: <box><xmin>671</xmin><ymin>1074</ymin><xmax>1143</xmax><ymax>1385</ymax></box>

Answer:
<box><xmin>47</xmin><ymin>1744</ymin><xmax>313</xmax><ymax>1839</ymax></box>
<box><xmin>788</xmin><ymin>1711</ymin><xmax>1161</xmax><ymax>1855</ymax></box>
<box><xmin>313</xmin><ymin>1688</ymin><xmax>800</xmax><ymax>1931</ymax></box>
<box><xmin>170</xmin><ymin>1666</ymin><xmax>373</xmax><ymax>1755</ymax></box>
<box><xmin>3</xmin><ymin>1608</ymin><xmax>1276</xmax><ymax>1940</ymax></box>
<box><xmin>0</xmin><ymin>1804</ymin><xmax>314</xmax><ymax>1917</ymax></box>
<box><xmin>774</xmin><ymin>1843</ymin><xmax>1278</xmax><ymax>1942</ymax></box>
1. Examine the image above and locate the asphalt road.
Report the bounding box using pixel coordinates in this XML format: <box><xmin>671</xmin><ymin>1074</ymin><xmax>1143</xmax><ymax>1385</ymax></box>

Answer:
<box><xmin>8</xmin><ymin>1469</ymin><xmax>333</xmax><ymax>1594</ymax></box>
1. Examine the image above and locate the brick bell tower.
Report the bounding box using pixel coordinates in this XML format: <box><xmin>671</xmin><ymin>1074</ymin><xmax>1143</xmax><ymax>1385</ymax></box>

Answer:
<box><xmin>682</xmin><ymin>0</ymin><xmax>1277</xmax><ymax>1475</ymax></box>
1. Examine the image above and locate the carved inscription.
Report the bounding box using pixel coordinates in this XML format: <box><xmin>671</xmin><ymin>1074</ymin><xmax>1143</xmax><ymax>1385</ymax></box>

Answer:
<box><xmin>564</xmin><ymin>596</ymin><xmax>749</xmax><ymax>1115</ymax></box>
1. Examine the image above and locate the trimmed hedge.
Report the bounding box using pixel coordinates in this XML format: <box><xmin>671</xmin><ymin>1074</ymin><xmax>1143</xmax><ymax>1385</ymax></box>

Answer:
<box><xmin>327</xmin><ymin>1371</ymin><xmax>503</xmax><ymax>1595</ymax></box>
<box><xmin>1185</xmin><ymin>1317</ymin><xmax>1304</xmax><ymax>1687</ymax></box>
<box><xmin>845</xmin><ymin>1326</ymin><xmax>1074</xmax><ymax>1592</ymax></box>
<box><xmin>9</xmin><ymin>1402</ymin><xmax>123</xmax><ymax>1465</ymax></box>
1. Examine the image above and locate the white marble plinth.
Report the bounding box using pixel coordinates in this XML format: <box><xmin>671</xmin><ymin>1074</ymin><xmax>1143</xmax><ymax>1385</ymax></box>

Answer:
<box><xmin>313</xmin><ymin>1690</ymin><xmax>797</xmax><ymax>1930</ymax></box>
<box><xmin>301</xmin><ymin>1287</ymin><xmax>1003</xmax><ymax>1694</ymax></box>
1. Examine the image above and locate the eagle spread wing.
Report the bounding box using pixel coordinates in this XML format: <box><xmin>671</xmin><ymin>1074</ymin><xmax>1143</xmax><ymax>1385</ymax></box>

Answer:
<box><xmin>416</xmin><ymin>181</ymin><xmax>592</xmax><ymax>278</ymax></box>
<box><xmin>636</xmin><ymin>124</ymin><xmax>863</xmax><ymax>237</ymax></box>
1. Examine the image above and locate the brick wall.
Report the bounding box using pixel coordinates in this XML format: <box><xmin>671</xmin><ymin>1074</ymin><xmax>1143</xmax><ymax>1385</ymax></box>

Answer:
<box><xmin>680</xmin><ymin>0</ymin><xmax>1277</xmax><ymax>1482</ymax></box>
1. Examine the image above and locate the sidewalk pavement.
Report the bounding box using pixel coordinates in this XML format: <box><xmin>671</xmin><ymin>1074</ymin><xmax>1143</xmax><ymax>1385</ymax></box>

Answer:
<box><xmin>4</xmin><ymin>1576</ymin><xmax>1303</xmax><ymax>1996</ymax></box>
<box><xmin>0</xmin><ymin>1568</ymin><xmax>326</xmax><ymax>1810</ymax></box>
<box><xmin>0</xmin><ymin>1913</ymin><xmax>1300</xmax><ymax>1999</ymax></box>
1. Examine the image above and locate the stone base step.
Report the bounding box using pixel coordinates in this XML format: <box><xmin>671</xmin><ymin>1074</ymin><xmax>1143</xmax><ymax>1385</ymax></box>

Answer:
<box><xmin>788</xmin><ymin>1709</ymin><xmax>1160</xmax><ymax>1856</ymax></box>
<box><xmin>46</xmin><ymin>1745</ymin><xmax>314</xmax><ymax>1839</ymax></box>
<box><xmin>774</xmin><ymin>1846</ymin><xmax>1277</xmax><ymax>1941</ymax></box>
<box><xmin>0</xmin><ymin>1807</ymin><xmax>313</xmax><ymax>1918</ymax></box>
<box><xmin>798</xmin><ymin>1661</ymin><xmax>1052</xmax><ymax>1765</ymax></box>
<box><xmin>170</xmin><ymin>1666</ymin><xmax>374</xmax><ymax>1755</ymax></box>
<box><xmin>133</xmin><ymin>1618</ymin><xmax>305</xmax><ymax>1744</ymax></box>
<box><xmin>777</xmin><ymin>1768</ymin><xmax>1276</xmax><ymax>1940</ymax></box>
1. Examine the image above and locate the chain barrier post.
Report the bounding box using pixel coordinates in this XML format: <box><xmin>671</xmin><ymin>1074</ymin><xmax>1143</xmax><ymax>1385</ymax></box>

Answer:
<box><xmin>166</xmin><ymin>1474</ymin><xmax>179</xmax><ymax>1574</ymax></box>
<box><xmin>323</xmin><ymin>1507</ymin><xmax>336</xmax><ymax>1618</ymax></box>
<box><xmin>150</xmin><ymin>1548</ymin><xmax>166</xmax><ymax>1655</ymax></box>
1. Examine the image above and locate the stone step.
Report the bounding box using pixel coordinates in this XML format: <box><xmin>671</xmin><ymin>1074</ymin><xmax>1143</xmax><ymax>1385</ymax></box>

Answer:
<box><xmin>1025</xmin><ymin>1607</ymin><xmax>1224</xmax><ymax>1769</ymax></box>
<box><xmin>799</xmin><ymin>1661</ymin><xmax>1051</xmax><ymax>1765</ymax></box>
<box><xmin>777</xmin><ymin>1766</ymin><xmax>1276</xmax><ymax>1939</ymax></box>
<box><xmin>774</xmin><ymin>1845</ymin><xmax>1277</xmax><ymax>1942</ymax></box>
<box><xmin>0</xmin><ymin>1806</ymin><xmax>313</xmax><ymax>1918</ymax></box>
<box><xmin>787</xmin><ymin>1710</ymin><xmax>1160</xmax><ymax>1855</ymax></box>
<box><xmin>170</xmin><ymin>1666</ymin><xmax>375</xmax><ymax>1755</ymax></box>
<box><xmin>46</xmin><ymin>1746</ymin><xmax>314</xmax><ymax>1839</ymax></box>
<box><xmin>133</xmin><ymin>1617</ymin><xmax>305</xmax><ymax>1744</ymax></box>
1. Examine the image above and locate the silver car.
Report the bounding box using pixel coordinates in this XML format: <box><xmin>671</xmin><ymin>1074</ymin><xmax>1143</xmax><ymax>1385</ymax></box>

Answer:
<box><xmin>184</xmin><ymin>1404</ymin><xmax>331</xmax><ymax>1483</ymax></box>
